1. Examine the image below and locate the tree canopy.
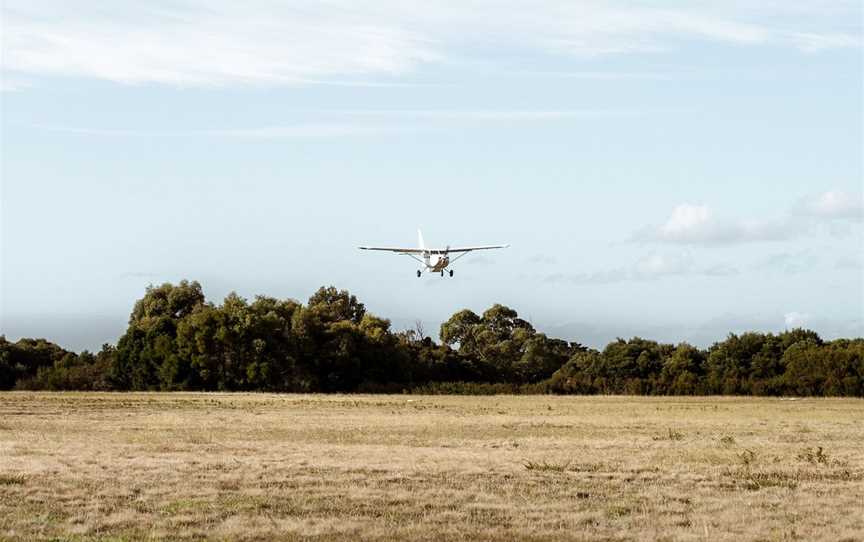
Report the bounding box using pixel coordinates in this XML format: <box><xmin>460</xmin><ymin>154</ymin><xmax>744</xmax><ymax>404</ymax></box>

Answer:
<box><xmin>3</xmin><ymin>281</ymin><xmax>862</xmax><ymax>396</ymax></box>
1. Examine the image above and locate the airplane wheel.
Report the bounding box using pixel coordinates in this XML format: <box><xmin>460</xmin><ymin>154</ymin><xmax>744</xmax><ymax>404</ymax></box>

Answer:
<box><xmin>416</xmin><ymin>270</ymin><xmax>421</xmax><ymax>278</ymax></box>
<box><xmin>449</xmin><ymin>270</ymin><xmax>454</xmax><ymax>277</ymax></box>
<box><xmin>440</xmin><ymin>271</ymin><xmax>444</xmax><ymax>277</ymax></box>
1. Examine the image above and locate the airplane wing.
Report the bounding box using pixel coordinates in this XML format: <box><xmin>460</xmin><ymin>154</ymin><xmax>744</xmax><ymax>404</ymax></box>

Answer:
<box><xmin>432</xmin><ymin>244</ymin><xmax>510</xmax><ymax>254</ymax></box>
<box><xmin>358</xmin><ymin>246</ymin><xmax>426</xmax><ymax>254</ymax></box>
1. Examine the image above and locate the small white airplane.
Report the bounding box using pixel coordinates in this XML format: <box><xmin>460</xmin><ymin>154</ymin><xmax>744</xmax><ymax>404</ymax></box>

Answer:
<box><xmin>359</xmin><ymin>230</ymin><xmax>509</xmax><ymax>277</ymax></box>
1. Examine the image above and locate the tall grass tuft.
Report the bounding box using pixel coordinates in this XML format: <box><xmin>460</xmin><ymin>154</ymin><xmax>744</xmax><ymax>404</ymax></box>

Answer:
<box><xmin>0</xmin><ymin>474</ymin><xmax>26</xmax><ymax>485</ymax></box>
<box><xmin>523</xmin><ymin>459</ymin><xmax>572</xmax><ymax>472</ymax></box>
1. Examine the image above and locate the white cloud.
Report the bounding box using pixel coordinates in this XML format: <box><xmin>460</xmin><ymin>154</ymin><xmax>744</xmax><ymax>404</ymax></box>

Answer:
<box><xmin>660</xmin><ymin>204</ymin><xmax>713</xmax><ymax>237</ymax></box>
<box><xmin>635</xmin><ymin>203</ymin><xmax>798</xmax><ymax>245</ymax></box>
<box><xmin>2</xmin><ymin>1</ymin><xmax>860</xmax><ymax>88</ymax></box>
<box><xmin>636</xmin><ymin>190</ymin><xmax>864</xmax><ymax>246</ymax></box>
<box><xmin>799</xmin><ymin>190</ymin><xmax>864</xmax><ymax>220</ymax></box>
<box><xmin>784</xmin><ymin>311</ymin><xmax>810</xmax><ymax>329</ymax></box>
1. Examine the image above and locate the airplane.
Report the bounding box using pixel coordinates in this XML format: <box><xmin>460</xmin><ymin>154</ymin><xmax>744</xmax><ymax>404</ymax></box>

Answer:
<box><xmin>359</xmin><ymin>230</ymin><xmax>509</xmax><ymax>277</ymax></box>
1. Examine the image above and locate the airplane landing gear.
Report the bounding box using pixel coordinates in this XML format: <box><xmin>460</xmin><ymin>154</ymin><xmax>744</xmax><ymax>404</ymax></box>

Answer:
<box><xmin>440</xmin><ymin>270</ymin><xmax>444</xmax><ymax>277</ymax></box>
<box><xmin>449</xmin><ymin>270</ymin><xmax>454</xmax><ymax>277</ymax></box>
<box><xmin>416</xmin><ymin>270</ymin><xmax>421</xmax><ymax>278</ymax></box>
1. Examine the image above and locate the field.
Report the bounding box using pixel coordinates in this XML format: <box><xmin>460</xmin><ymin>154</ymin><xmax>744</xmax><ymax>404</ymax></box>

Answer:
<box><xmin>0</xmin><ymin>393</ymin><xmax>862</xmax><ymax>541</ymax></box>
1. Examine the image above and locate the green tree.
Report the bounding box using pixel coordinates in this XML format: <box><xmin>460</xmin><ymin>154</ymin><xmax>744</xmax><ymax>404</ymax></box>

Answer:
<box><xmin>659</xmin><ymin>343</ymin><xmax>706</xmax><ymax>395</ymax></box>
<box><xmin>307</xmin><ymin>286</ymin><xmax>366</xmax><ymax>324</ymax></box>
<box><xmin>782</xmin><ymin>339</ymin><xmax>826</xmax><ymax>396</ymax></box>
<box><xmin>546</xmin><ymin>350</ymin><xmax>604</xmax><ymax>394</ymax></box>
<box><xmin>706</xmin><ymin>333</ymin><xmax>767</xmax><ymax>394</ymax></box>
<box><xmin>290</xmin><ymin>287</ymin><xmax>394</xmax><ymax>391</ymax></box>
<box><xmin>0</xmin><ymin>337</ymin><xmax>72</xmax><ymax>390</ymax></box>
<box><xmin>112</xmin><ymin>280</ymin><xmax>205</xmax><ymax>390</ymax></box>
<box><xmin>440</xmin><ymin>305</ymin><xmax>571</xmax><ymax>383</ymax></box>
<box><xmin>598</xmin><ymin>338</ymin><xmax>672</xmax><ymax>394</ymax></box>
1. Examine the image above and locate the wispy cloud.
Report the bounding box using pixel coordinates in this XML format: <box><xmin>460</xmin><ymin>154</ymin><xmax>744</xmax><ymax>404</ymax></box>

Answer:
<box><xmin>3</xmin><ymin>2</ymin><xmax>439</xmax><ymax>87</ymax></box>
<box><xmin>788</xmin><ymin>32</ymin><xmax>861</xmax><ymax>53</ymax></box>
<box><xmin>203</xmin><ymin>124</ymin><xmax>399</xmax><ymax>139</ymax></box>
<box><xmin>836</xmin><ymin>257</ymin><xmax>863</xmax><ymax>271</ymax></box>
<box><xmin>29</xmin><ymin>108</ymin><xmax>660</xmax><ymax>139</ymax></box>
<box><xmin>463</xmin><ymin>255</ymin><xmax>494</xmax><ymax>266</ymax></box>
<box><xmin>541</xmin><ymin>252</ymin><xmax>738</xmax><ymax>285</ymax></box>
<box><xmin>31</xmin><ymin>123</ymin><xmax>397</xmax><ymax>139</ymax></box>
<box><xmin>527</xmin><ymin>254</ymin><xmax>558</xmax><ymax>265</ymax></box>
<box><xmin>327</xmin><ymin>109</ymin><xmax>656</xmax><ymax>120</ymax></box>
<box><xmin>0</xmin><ymin>77</ymin><xmax>32</xmax><ymax>92</ymax></box>
<box><xmin>502</xmin><ymin>71</ymin><xmax>676</xmax><ymax>81</ymax></box>
<box><xmin>3</xmin><ymin>1</ymin><xmax>860</xmax><ymax>88</ymax></box>
<box><xmin>756</xmin><ymin>250</ymin><xmax>818</xmax><ymax>275</ymax></box>
<box><xmin>702</xmin><ymin>263</ymin><xmax>740</xmax><ymax>277</ymax></box>
<box><xmin>117</xmin><ymin>271</ymin><xmax>161</xmax><ymax>280</ymax></box>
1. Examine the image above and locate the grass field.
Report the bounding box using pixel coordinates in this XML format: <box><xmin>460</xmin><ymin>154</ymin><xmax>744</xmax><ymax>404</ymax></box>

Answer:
<box><xmin>0</xmin><ymin>393</ymin><xmax>862</xmax><ymax>541</ymax></box>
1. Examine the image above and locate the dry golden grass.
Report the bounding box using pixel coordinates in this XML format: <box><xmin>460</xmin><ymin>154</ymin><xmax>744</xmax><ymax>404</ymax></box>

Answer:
<box><xmin>0</xmin><ymin>393</ymin><xmax>862</xmax><ymax>541</ymax></box>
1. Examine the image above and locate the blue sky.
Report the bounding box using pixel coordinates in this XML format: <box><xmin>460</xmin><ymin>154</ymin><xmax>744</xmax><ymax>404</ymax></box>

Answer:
<box><xmin>1</xmin><ymin>1</ymin><xmax>862</xmax><ymax>351</ymax></box>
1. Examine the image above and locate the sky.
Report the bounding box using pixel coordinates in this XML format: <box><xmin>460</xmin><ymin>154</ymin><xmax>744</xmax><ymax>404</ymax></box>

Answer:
<box><xmin>1</xmin><ymin>1</ymin><xmax>862</xmax><ymax>351</ymax></box>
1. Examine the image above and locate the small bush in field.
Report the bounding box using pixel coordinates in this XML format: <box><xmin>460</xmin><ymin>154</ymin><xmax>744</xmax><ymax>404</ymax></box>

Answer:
<box><xmin>523</xmin><ymin>459</ymin><xmax>571</xmax><ymax>472</ymax></box>
<box><xmin>797</xmin><ymin>446</ymin><xmax>829</xmax><ymax>464</ymax></box>
<box><xmin>738</xmin><ymin>448</ymin><xmax>757</xmax><ymax>466</ymax></box>
<box><xmin>653</xmin><ymin>428</ymin><xmax>684</xmax><ymax>441</ymax></box>
<box><xmin>719</xmin><ymin>435</ymin><xmax>736</xmax><ymax>446</ymax></box>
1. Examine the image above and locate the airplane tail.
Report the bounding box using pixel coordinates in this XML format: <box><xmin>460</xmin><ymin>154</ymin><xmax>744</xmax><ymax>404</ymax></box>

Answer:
<box><xmin>417</xmin><ymin>229</ymin><xmax>426</xmax><ymax>250</ymax></box>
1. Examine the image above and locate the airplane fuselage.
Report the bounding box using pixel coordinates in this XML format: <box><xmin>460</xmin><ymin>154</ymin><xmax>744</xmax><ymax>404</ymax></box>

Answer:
<box><xmin>425</xmin><ymin>253</ymin><xmax>450</xmax><ymax>272</ymax></box>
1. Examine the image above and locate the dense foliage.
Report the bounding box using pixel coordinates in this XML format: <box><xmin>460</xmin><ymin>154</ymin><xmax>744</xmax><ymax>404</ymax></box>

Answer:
<box><xmin>2</xmin><ymin>281</ymin><xmax>862</xmax><ymax>396</ymax></box>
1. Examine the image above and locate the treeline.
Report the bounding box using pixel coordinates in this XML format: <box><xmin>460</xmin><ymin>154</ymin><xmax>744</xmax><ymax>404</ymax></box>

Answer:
<box><xmin>1</xmin><ymin>281</ymin><xmax>862</xmax><ymax>396</ymax></box>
